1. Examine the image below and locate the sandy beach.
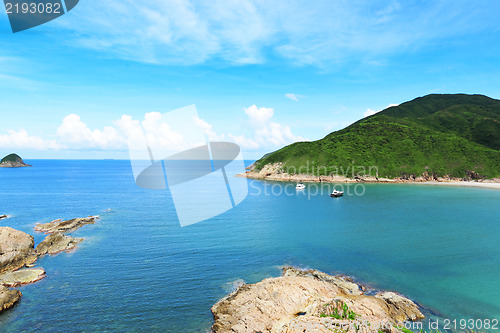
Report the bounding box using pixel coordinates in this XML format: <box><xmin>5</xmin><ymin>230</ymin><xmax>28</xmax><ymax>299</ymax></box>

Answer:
<box><xmin>237</xmin><ymin>168</ymin><xmax>500</xmax><ymax>190</ymax></box>
<box><xmin>404</xmin><ymin>181</ymin><xmax>500</xmax><ymax>190</ymax></box>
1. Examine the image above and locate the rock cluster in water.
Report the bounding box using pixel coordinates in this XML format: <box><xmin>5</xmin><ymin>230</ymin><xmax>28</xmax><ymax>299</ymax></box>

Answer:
<box><xmin>34</xmin><ymin>216</ymin><xmax>98</xmax><ymax>233</ymax></box>
<box><xmin>36</xmin><ymin>232</ymin><xmax>84</xmax><ymax>255</ymax></box>
<box><xmin>0</xmin><ymin>215</ymin><xmax>98</xmax><ymax>312</ymax></box>
<box><xmin>211</xmin><ymin>266</ymin><xmax>425</xmax><ymax>333</ymax></box>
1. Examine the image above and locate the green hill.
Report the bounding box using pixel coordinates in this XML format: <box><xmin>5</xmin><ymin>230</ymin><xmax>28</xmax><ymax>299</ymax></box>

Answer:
<box><xmin>255</xmin><ymin>94</ymin><xmax>500</xmax><ymax>179</ymax></box>
<box><xmin>1</xmin><ymin>153</ymin><xmax>23</xmax><ymax>163</ymax></box>
<box><xmin>0</xmin><ymin>153</ymin><xmax>31</xmax><ymax>167</ymax></box>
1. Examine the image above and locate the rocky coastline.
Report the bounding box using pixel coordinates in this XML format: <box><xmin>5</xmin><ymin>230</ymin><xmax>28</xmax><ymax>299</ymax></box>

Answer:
<box><xmin>212</xmin><ymin>266</ymin><xmax>425</xmax><ymax>333</ymax></box>
<box><xmin>0</xmin><ymin>215</ymin><xmax>99</xmax><ymax>312</ymax></box>
<box><xmin>238</xmin><ymin>162</ymin><xmax>500</xmax><ymax>185</ymax></box>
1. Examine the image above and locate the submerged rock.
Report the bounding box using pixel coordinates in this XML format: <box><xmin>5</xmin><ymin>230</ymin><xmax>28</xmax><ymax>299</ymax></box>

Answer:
<box><xmin>0</xmin><ymin>286</ymin><xmax>21</xmax><ymax>312</ymax></box>
<box><xmin>0</xmin><ymin>268</ymin><xmax>45</xmax><ymax>287</ymax></box>
<box><xmin>0</xmin><ymin>227</ymin><xmax>37</xmax><ymax>274</ymax></box>
<box><xmin>211</xmin><ymin>266</ymin><xmax>424</xmax><ymax>333</ymax></box>
<box><xmin>0</xmin><ymin>153</ymin><xmax>31</xmax><ymax>168</ymax></box>
<box><xmin>34</xmin><ymin>216</ymin><xmax>99</xmax><ymax>233</ymax></box>
<box><xmin>36</xmin><ymin>232</ymin><xmax>83</xmax><ymax>255</ymax></box>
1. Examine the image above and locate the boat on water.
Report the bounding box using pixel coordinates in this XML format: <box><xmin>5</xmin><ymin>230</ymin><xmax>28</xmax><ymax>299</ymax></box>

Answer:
<box><xmin>296</xmin><ymin>183</ymin><xmax>306</xmax><ymax>190</ymax></box>
<box><xmin>330</xmin><ymin>189</ymin><xmax>344</xmax><ymax>197</ymax></box>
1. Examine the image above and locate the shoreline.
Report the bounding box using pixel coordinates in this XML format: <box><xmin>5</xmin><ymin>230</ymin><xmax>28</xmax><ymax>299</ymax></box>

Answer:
<box><xmin>237</xmin><ymin>172</ymin><xmax>500</xmax><ymax>190</ymax></box>
<box><xmin>397</xmin><ymin>181</ymin><xmax>500</xmax><ymax>190</ymax></box>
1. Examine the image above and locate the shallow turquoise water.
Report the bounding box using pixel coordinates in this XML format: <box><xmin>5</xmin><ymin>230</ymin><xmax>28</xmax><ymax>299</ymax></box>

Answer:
<box><xmin>0</xmin><ymin>160</ymin><xmax>499</xmax><ymax>332</ymax></box>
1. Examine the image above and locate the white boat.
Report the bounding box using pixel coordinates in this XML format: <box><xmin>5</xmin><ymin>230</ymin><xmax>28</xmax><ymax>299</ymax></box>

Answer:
<box><xmin>330</xmin><ymin>189</ymin><xmax>344</xmax><ymax>197</ymax></box>
<box><xmin>296</xmin><ymin>183</ymin><xmax>306</xmax><ymax>190</ymax></box>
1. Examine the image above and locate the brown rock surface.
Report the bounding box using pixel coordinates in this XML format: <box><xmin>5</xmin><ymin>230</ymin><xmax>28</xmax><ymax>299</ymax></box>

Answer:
<box><xmin>0</xmin><ymin>285</ymin><xmax>21</xmax><ymax>312</ymax></box>
<box><xmin>36</xmin><ymin>232</ymin><xmax>83</xmax><ymax>255</ymax></box>
<box><xmin>211</xmin><ymin>267</ymin><xmax>424</xmax><ymax>333</ymax></box>
<box><xmin>0</xmin><ymin>227</ymin><xmax>37</xmax><ymax>274</ymax></box>
<box><xmin>0</xmin><ymin>268</ymin><xmax>45</xmax><ymax>287</ymax></box>
<box><xmin>34</xmin><ymin>216</ymin><xmax>99</xmax><ymax>233</ymax></box>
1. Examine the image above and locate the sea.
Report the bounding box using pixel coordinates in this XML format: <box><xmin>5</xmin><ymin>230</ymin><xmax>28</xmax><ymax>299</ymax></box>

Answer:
<box><xmin>0</xmin><ymin>160</ymin><xmax>499</xmax><ymax>332</ymax></box>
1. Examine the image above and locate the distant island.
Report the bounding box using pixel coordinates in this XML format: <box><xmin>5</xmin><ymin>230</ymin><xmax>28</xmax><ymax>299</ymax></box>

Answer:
<box><xmin>242</xmin><ymin>94</ymin><xmax>500</xmax><ymax>182</ymax></box>
<box><xmin>0</xmin><ymin>154</ymin><xmax>31</xmax><ymax>168</ymax></box>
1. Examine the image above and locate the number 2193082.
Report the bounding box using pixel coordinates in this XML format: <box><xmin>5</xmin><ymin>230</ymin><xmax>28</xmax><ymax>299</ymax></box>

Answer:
<box><xmin>5</xmin><ymin>2</ymin><xmax>61</xmax><ymax>14</ymax></box>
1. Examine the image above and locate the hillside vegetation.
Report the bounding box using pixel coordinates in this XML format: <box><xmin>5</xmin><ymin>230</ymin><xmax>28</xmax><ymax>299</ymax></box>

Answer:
<box><xmin>1</xmin><ymin>153</ymin><xmax>23</xmax><ymax>163</ymax></box>
<box><xmin>255</xmin><ymin>94</ymin><xmax>500</xmax><ymax>179</ymax></box>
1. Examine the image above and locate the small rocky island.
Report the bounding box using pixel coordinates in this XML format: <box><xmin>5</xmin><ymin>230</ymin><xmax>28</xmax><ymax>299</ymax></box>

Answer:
<box><xmin>0</xmin><ymin>215</ymin><xmax>99</xmax><ymax>312</ymax></box>
<box><xmin>0</xmin><ymin>153</ymin><xmax>31</xmax><ymax>168</ymax></box>
<box><xmin>212</xmin><ymin>267</ymin><xmax>424</xmax><ymax>333</ymax></box>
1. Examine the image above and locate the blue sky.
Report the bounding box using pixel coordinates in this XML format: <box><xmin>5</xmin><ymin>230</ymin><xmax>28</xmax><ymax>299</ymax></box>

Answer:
<box><xmin>1</xmin><ymin>0</ymin><xmax>500</xmax><ymax>159</ymax></box>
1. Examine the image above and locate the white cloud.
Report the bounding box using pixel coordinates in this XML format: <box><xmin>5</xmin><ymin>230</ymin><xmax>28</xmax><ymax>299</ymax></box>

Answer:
<box><xmin>244</xmin><ymin>105</ymin><xmax>274</xmax><ymax>124</ymax></box>
<box><xmin>0</xmin><ymin>129</ymin><xmax>60</xmax><ymax>150</ymax></box>
<box><xmin>285</xmin><ymin>93</ymin><xmax>300</xmax><ymax>101</ymax></box>
<box><xmin>53</xmin><ymin>1</ymin><xmax>497</xmax><ymax>66</ymax></box>
<box><xmin>230</xmin><ymin>105</ymin><xmax>306</xmax><ymax>150</ymax></box>
<box><xmin>193</xmin><ymin>116</ymin><xmax>225</xmax><ymax>141</ymax></box>
<box><xmin>228</xmin><ymin>133</ymin><xmax>260</xmax><ymax>150</ymax></box>
<box><xmin>364</xmin><ymin>103</ymin><xmax>399</xmax><ymax>117</ymax></box>
<box><xmin>139</xmin><ymin>112</ymin><xmax>185</xmax><ymax>150</ymax></box>
<box><xmin>56</xmin><ymin>114</ymin><xmax>124</xmax><ymax>149</ymax></box>
<box><xmin>60</xmin><ymin>0</ymin><xmax>272</xmax><ymax>65</ymax></box>
<box><xmin>1</xmin><ymin>107</ymin><xmax>305</xmax><ymax>153</ymax></box>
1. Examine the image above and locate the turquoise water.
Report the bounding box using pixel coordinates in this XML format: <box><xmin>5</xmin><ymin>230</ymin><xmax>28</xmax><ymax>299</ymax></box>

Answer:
<box><xmin>0</xmin><ymin>160</ymin><xmax>499</xmax><ymax>332</ymax></box>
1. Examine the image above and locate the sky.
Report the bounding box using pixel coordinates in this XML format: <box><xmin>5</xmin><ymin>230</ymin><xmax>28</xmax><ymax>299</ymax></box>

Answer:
<box><xmin>1</xmin><ymin>0</ymin><xmax>500</xmax><ymax>159</ymax></box>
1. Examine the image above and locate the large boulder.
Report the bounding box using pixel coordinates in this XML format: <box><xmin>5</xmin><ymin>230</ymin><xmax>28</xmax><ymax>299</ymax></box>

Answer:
<box><xmin>211</xmin><ymin>267</ymin><xmax>424</xmax><ymax>333</ymax></box>
<box><xmin>0</xmin><ymin>286</ymin><xmax>21</xmax><ymax>312</ymax></box>
<box><xmin>0</xmin><ymin>227</ymin><xmax>37</xmax><ymax>274</ymax></box>
<box><xmin>36</xmin><ymin>232</ymin><xmax>83</xmax><ymax>255</ymax></box>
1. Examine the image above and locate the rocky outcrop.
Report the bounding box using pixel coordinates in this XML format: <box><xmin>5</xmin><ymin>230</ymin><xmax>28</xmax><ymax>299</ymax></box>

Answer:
<box><xmin>36</xmin><ymin>232</ymin><xmax>83</xmax><ymax>255</ymax></box>
<box><xmin>0</xmin><ymin>227</ymin><xmax>37</xmax><ymax>274</ymax></box>
<box><xmin>0</xmin><ymin>268</ymin><xmax>45</xmax><ymax>287</ymax></box>
<box><xmin>0</xmin><ymin>215</ymin><xmax>9</xmax><ymax>220</ymax></box>
<box><xmin>211</xmin><ymin>267</ymin><xmax>424</xmax><ymax>333</ymax></box>
<box><xmin>0</xmin><ymin>215</ymin><xmax>98</xmax><ymax>313</ymax></box>
<box><xmin>239</xmin><ymin>162</ymin><xmax>497</xmax><ymax>184</ymax></box>
<box><xmin>375</xmin><ymin>292</ymin><xmax>424</xmax><ymax>322</ymax></box>
<box><xmin>34</xmin><ymin>216</ymin><xmax>99</xmax><ymax>233</ymax></box>
<box><xmin>0</xmin><ymin>286</ymin><xmax>21</xmax><ymax>312</ymax></box>
<box><xmin>0</xmin><ymin>153</ymin><xmax>31</xmax><ymax>168</ymax></box>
